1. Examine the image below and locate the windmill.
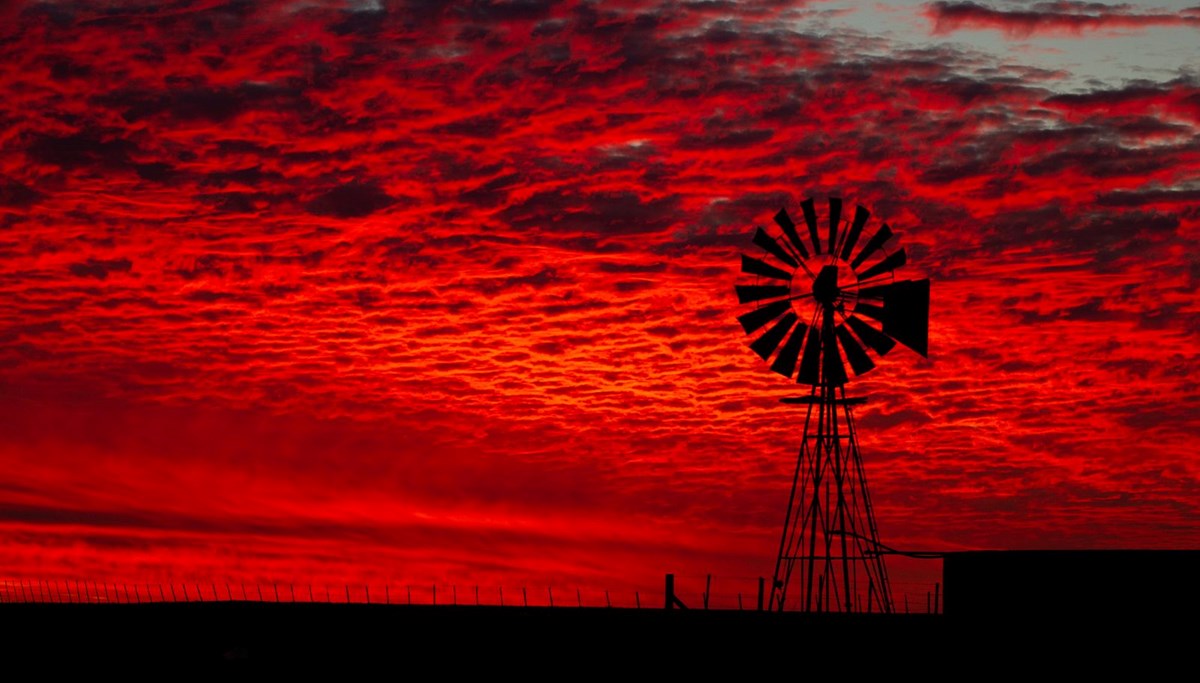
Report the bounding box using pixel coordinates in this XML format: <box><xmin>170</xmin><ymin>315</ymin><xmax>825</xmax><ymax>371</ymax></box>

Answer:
<box><xmin>734</xmin><ymin>196</ymin><xmax>929</xmax><ymax>613</ymax></box>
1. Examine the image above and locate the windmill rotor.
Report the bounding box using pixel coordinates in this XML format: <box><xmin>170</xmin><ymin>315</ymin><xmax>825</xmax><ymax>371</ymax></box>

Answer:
<box><xmin>736</xmin><ymin>197</ymin><xmax>929</xmax><ymax>387</ymax></box>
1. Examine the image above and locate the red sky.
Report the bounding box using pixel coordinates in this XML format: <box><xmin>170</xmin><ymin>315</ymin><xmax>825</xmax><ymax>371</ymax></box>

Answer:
<box><xmin>1</xmin><ymin>0</ymin><xmax>1198</xmax><ymax>606</ymax></box>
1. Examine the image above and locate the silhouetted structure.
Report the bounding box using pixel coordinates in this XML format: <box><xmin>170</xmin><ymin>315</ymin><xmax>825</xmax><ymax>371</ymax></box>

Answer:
<box><xmin>944</xmin><ymin>550</ymin><xmax>1200</xmax><ymax>619</ymax></box>
<box><xmin>735</xmin><ymin>197</ymin><xmax>929</xmax><ymax>613</ymax></box>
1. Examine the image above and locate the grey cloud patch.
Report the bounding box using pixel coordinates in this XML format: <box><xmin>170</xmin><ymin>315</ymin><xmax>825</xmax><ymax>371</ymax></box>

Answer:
<box><xmin>1097</xmin><ymin>187</ymin><xmax>1200</xmax><ymax>208</ymax></box>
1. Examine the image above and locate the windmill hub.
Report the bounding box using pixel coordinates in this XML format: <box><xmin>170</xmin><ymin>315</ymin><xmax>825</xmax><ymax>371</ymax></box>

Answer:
<box><xmin>812</xmin><ymin>265</ymin><xmax>840</xmax><ymax>306</ymax></box>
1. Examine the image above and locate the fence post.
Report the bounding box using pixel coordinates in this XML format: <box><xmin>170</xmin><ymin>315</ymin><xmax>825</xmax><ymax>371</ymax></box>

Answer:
<box><xmin>548</xmin><ymin>586</ymin><xmax>553</xmax><ymax>608</ymax></box>
<box><xmin>433</xmin><ymin>585</ymin><xmax>437</xmax><ymax>606</ymax></box>
<box><xmin>522</xmin><ymin>587</ymin><xmax>527</xmax><ymax>607</ymax></box>
<box><xmin>577</xmin><ymin>589</ymin><xmax>582</xmax><ymax>608</ymax></box>
<box><xmin>346</xmin><ymin>585</ymin><xmax>351</xmax><ymax>604</ymax></box>
<box><xmin>453</xmin><ymin>585</ymin><xmax>457</xmax><ymax>606</ymax></box>
<box><xmin>704</xmin><ymin>574</ymin><xmax>711</xmax><ymax>610</ymax></box>
<box><xmin>274</xmin><ymin>582</ymin><xmax>280</xmax><ymax>603</ymax></box>
<box><xmin>499</xmin><ymin>586</ymin><xmax>503</xmax><ymax>607</ymax></box>
<box><xmin>475</xmin><ymin>585</ymin><xmax>479</xmax><ymax>606</ymax></box>
<box><xmin>757</xmin><ymin>577</ymin><xmax>765</xmax><ymax>612</ymax></box>
<box><xmin>664</xmin><ymin>574</ymin><xmax>675</xmax><ymax>610</ymax></box>
<box><xmin>606</xmin><ymin>590</ymin><xmax>611</xmax><ymax>608</ymax></box>
<box><xmin>386</xmin><ymin>585</ymin><xmax>391</xmax><ymax>605</ymax></box>
<box><xmin>934</xmin><ymin>583</ymin><xmax>940</xmax><ymax>614</ymax></box>
<box><xmin>635</xmin><ymin>591</ymin><xmax>640</xmax><ymax>609</ymax></box>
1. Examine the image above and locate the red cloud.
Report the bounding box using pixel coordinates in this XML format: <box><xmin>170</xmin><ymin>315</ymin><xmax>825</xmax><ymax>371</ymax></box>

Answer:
<box><xmin>0</xmin><ymin>0</ymin><xmax>1196</xmax><ymax>596</ymax></box>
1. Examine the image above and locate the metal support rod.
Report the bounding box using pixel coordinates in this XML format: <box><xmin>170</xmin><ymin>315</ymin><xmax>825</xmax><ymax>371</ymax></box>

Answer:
<box><xmin>769</xmin><ymin>346</ymin><xmax>893</xmax><ymax>613</ymax></box>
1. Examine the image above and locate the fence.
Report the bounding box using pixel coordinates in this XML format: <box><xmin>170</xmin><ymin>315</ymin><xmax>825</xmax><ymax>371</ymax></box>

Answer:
<box><xmin>0</xmin><ymin>575</ymin><xmax>944</xmax><ymax>613</ymax></box>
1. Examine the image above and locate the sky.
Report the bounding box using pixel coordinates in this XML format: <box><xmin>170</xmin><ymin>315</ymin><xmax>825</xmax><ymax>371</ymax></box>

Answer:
<box><xmin>1</xmin><ymin>0</ymin><xmax>1198</xmax><ymax>606</ymax></box>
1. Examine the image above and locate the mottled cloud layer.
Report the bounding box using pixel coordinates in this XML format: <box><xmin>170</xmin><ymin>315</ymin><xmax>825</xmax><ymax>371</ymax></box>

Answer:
<box><xmin>0</xmin><ymin>0</ymin><xmax>1197</xmax><ymax>596</ymax></box>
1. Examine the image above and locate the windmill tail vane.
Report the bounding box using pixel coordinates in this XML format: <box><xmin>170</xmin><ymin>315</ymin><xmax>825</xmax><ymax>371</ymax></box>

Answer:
<box><xmin>734</xmin><ymin>195</ymin><xmax>930</xmax><ymax>613</ymax></box>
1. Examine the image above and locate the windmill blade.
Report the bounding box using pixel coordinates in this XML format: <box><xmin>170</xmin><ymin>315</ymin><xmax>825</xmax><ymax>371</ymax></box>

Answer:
<box><xmin>856</xmin><ymin>247</ymin><xmax>907</xmax><ymax>282</ymax></box>
<box><xmin>737</xmin><ymin>299</ymin><xmax>791</xmax><ymax>334</ymax></box>
<box><xmin>750</xmin><ymin>312</ymin><xmax>797</xmax><ymax>360</ymax></box>
<box><xmin>846</xmin><ymin>314</ymin><xmax>896</xmax><ymax>356</ymax></box>
<box><xmin>773</xmin><ymin>209</ymin><xmax>810</xmax><ymax>260</ymax></box>
<box><xmin>840</xmin><ymin>205</ymin><xmax>870</xmax><ymax>261</ymax></box>
<box><xmin>855</xmin><ymin>283</ymin><xmax>892</xmax><ymax>300</ymax></box>
<box><xmin>855</xmin><ymin>301</ymin><xmax>885</xmax><ymax>324</ymax></box>
<box><xmin>770</xmin><ymin>322</ymin><xmax>808</xmax><ymax>378</ymax></box>
<box><xmin>822</xmin><ymin>322</ymin><xmax>848</xmax><ymax>386</ymax></box>
<box><xmin>800</xmin><ymin>198</ymin><xmax>821</xmax><ymax>255</ymax></box>
<box><xmin>850</xmin><ymin>223</ymin><xmax>893</xmax><ymax>270</ymax></box>
<box><xmin>736</xmin><ymin>284</ymin><xmax>789</xmax><ymax>304</ymax></box>
<box><xmin>741</xmin><ymin>254</ymin><xmax>792</xmax><ymax>281</ymax></box>
<box><xmin>828</xmin><ymin>197</ymin><xmax>842</xmax><ymax>255</ymax></box>
<box><xmin>797</xmin><ymin>324</ymin><xmax>822</xmax><ymax>385</ymax></box>
<box><xmin>753</xmin><ymin>227</ymin><xmax>799</xmax><ymax>268</ymax></box>
<box><xmin>882</xmin><ymin>278</ymin><xmax>929</xmax><ymax>358</ymax></box>
<box><xmin>835</xmin><ymin>324</ymin><xmax>875</xmax><ymax>376</ymax></box>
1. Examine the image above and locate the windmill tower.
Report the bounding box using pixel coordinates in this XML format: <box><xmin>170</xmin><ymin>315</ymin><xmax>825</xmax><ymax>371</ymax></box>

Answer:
<box><xmin>734</xmin><ymin>197</ymin><xmax>929</xmax><ymax>613</ymax></box>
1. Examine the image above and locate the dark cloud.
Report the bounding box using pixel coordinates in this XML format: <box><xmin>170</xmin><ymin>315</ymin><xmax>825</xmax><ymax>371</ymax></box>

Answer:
<box><xmin>305</xmin><ymin>182</ymin><xmax>398</xmax><ymax>218</ymax></box>
<box><xmin>497</xmin><ymin>190</ymin><xmax>681</xmax><ymax>235</ymax></box>
<box><xmin>67</xmin><ymin>258</ymin><xmax>133</xmax><ymax>280</ymax></box>
<box><xmin>0</xmin><ymin>177</ymin><xmax>45</xmax><ymax>208</ymax></box>
<box><xmin>26</xmin><ymin>131</ymin><xmax>137</xmax><ymax>171</ymax></box>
